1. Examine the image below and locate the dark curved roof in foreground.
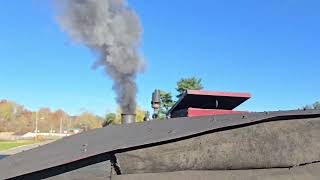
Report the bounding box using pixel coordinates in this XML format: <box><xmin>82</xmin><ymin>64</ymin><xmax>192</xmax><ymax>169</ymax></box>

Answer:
<box><xmin>0</xmin><ymin>109</ymin><xmax>320</xmax><ymax>179</ymax></box>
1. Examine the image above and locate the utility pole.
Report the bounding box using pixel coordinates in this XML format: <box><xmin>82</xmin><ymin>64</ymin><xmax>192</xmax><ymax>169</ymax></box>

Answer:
<box><xmin>59</xmin><ymin>118</ymin><xmax>62</xmax><ymax>134</ymax></box>
<box><xmin>35</xmin><ymin>111</ymin><xmax>38</xmax><ymax>135</ymax></box>
<box><xmin>68</xmin><ymin>117</ymin><xmax>71</xmax><ymax>129</ymax></box>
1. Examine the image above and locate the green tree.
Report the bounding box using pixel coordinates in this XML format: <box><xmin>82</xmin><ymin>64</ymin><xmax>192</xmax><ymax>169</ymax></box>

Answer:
<box><xmin>135</xmin><ymin>106</ymin><xmax>146</xmax><ymax>123</ymax></box>
<box><xmin>303</xmin><ymin>104</ymin><xmax>313</xmax><ymax>110</ymax></box>
<box><xmin>176</xmin><ymin>77</ymin><xmax>203</xmax><ymax>96</ymax></box>
<box><xmin>303</xmin><ymin>101</ymin><xmax>320</xmax><ymax>110</ymax></box>
<box><xmin>313</xmin><ymin>101</ymin><xmax>320</xmax><ymax>109</ymax></box>
<box><xmin>0</xmin><ymin>100</ymin><xmax>24</xmax><ymax>132</ymax></box>
<box><xmin>50</xmin><ymin>109</ymin><xmax>68</xmax><ymax>133</ymax></box>
<box><xmin>76</xmin><ymin>112</ymin><xmax>102</xmax><ymax>130</ymax></box>
<box><xmin>159</xmin><ymin>90</ymin><xmax>175</xmax><ymax>117</ymax></box>
<box><xmin>37</xmin><ymin>108</ymin><xmax>51</xmax><ymax>132</ymax></box>
<box><xmin>103</xmin><ymin>113</ymin><xmax>116</xmax><ymax>127</ymax></box>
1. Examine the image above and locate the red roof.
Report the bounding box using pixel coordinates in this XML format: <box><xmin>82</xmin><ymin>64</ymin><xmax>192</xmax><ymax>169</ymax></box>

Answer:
<box><xmin>186</xmin><ymin>90</ymin><xmax>251</xmax><ymax>98</ymax></box>
<box><xmin>168</xmin><ymin>90</ymin><xmax>251</xmax><ymax>118</ymax></box>
<box><xmin>187</xmin><ymin>108</ymin><xmax>248</xmax><ymax>117</ymax></box>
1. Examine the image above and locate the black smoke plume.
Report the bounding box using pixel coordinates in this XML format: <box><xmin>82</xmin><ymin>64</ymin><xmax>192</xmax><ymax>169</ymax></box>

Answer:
<box><xmin>55</xmin><ymin>0</ymin><xmax>144</xmax><ymax>113</ymax></box>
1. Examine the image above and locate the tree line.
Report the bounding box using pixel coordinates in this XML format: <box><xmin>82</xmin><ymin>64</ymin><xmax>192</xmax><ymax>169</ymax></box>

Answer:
<box><xmin>0</xmin><ymin>100</ymin><xmax>103</xmax><ymax>134</ymax></box>
<box><xmin>3</xmin><ymin>76</ymin><xmax>318</xmax><ymax>132</ymax></box>
<box><xmin>0</xmin><ymin>77</ymin><xmax>204</xmax><ymax>132</ymax></box>
<box><xmin>303</xmin><ymin>101</ymin><xmax>320</xmax><ymax>110</ymax></box>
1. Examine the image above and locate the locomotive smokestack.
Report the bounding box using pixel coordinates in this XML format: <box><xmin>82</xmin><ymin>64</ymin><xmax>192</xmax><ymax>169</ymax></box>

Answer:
<box><xmin>121</xmin><ymin>113</ymin><xmax>136</xmax><ymax>124</ymax></box>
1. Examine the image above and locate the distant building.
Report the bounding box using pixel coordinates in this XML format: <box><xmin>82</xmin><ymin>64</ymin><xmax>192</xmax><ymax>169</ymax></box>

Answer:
<box><xmin>64</xmin><ymin>128</ymin><xmax>83</xmax><ymax>135</ymax></box>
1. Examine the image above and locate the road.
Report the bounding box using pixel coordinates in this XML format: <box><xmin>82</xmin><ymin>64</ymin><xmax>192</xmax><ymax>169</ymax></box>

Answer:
<box><xmin>0</xmin><ymin>141</ymin><xmax>52</xmax><ymax>156</ymax></box>
<box><xmin>0</xmin><ymin>155</ymin><xmax>7</xmax><ymax>160</ymax></box>
<box><xmin>0</xmin><ymin>141</ymin><xmax>52</xmax><ymax>162</ymax></box>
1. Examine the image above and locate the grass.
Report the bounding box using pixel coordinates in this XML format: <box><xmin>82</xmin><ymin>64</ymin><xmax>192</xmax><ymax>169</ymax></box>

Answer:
<box><xmin>0</xmin><ymin>140</ymin><xmax>38</xmax><ymax>151</ymax></box>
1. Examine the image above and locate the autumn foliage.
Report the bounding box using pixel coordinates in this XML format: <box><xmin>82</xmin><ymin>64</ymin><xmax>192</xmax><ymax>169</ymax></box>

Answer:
<box><xmin>0</xmin><ymin>100</ymin><xmax>103</xmax><ymax>133</ymax></box>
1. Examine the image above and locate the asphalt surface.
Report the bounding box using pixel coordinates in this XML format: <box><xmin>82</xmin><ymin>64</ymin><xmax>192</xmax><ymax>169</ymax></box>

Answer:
<box><xmin>0</xmin><ymin>155</ymin><xmax>7</xmax><ymax>160</ymax></box>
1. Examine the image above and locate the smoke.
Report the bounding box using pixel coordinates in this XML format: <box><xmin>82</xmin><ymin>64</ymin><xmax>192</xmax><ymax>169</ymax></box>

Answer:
<box><xmin>55</xmin><ymin>0</ymin><xmax>144</xmax><ymax>113</ymax></box>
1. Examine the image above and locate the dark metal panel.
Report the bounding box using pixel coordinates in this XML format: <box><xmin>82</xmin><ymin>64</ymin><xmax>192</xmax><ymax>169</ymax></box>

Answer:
<box><xmin>117</xmin><ymin>117</ymin><xmax>320</xmax><ymax>174</ymax></box>
<box><xmin>0</xmin><ymin>109</ymin><xmax>320</xmax><ymax>179</ymax></box>
<box><xmin>168</xmin><ymin>90</ymin><xmax>251</xmax><ymax>115</ymax></box>
<box><xmin>113</xmin><ymin>163</ymin><xmax>320</xmax><ymax>180</ymax></box>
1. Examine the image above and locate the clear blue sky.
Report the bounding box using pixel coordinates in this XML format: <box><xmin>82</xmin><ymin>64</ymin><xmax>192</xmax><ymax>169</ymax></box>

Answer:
<box><xmin>0</xmin><ymin>0</ymin><xmax>319</xmax><ymax>116</ymax></box>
